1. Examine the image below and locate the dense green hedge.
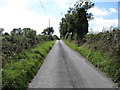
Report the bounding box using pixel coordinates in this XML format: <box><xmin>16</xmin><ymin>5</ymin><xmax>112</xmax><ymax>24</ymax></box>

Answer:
<box><xmin>2</xmin><ymin>41</ymin><xmax>55</xmax><ymax>89</ymax></box>
<box><xmin>84</xmin><ymin>30</ymin><xmax>120</xmax><ymax>59</ymax></box>
<box><xmin>64</xmin><ymin>40</ymin><xmax>120</xmax><ymax>86</ymax></box>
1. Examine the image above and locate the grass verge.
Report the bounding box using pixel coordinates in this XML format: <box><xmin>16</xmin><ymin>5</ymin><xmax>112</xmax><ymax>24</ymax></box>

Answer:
<box><xmin>64</xmin><ymin>40</ymin><xmax>120</xmax><ymax>87</ymax></box>
<box><xmin>2</xmin><ymin>41</ymin><xmax>55</xmax><ymax>89</ymax></box>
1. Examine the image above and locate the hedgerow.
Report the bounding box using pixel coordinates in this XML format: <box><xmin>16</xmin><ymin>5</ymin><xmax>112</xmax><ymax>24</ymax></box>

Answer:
<box><xmin>2</xmin><ymin>41</ymin><xmax>55</xmax><ymax>89</ymax></box>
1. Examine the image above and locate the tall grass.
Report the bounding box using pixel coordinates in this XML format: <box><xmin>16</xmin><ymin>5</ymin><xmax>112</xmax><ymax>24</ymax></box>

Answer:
<box><xmin>2</xmin><ymin>41</ymin><xmax>55</xmax><ymax>89</ymax></box>
<box><xmin>64</xmin><ymin>40</ymin><xmax>120</xmax><ymax>86</ymax></box>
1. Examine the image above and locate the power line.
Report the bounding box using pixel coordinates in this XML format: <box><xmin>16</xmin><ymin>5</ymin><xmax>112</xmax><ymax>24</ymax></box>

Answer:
<box><xmin>38</xmin><ymin>0</ymin><xmax>50</xmax><ymax>27</ymax></box>
<box><xmin>38</xmin><ymin>0</ymin><xmax>49</xmax><ymax>19</ymax></box>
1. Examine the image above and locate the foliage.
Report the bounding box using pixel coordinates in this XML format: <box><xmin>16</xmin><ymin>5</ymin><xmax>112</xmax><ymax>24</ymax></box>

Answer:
<box><xmin>53</xmin><ymin>35</ymin><xmax>60</xmax><ymax>40</ymax></box>
<box><xmin>84</xmin><ymin>29</ymin><xmax>120</xmax><ymax>59</ymax></box>
<box><xmin>2</xmin><ymin>27</ymin><xmax>56</xmax><ymax>89</ymax></box>
<box><xmin>41</xmin><ymin>27</ymin><xmax>55</xmax><ymax>41</ymax></box>
<box><xmin>42</xmin><ymin>27</ymin><xmax>54</xmax><ymax>35</ymax></box>
<box><xmin>2</xmin><ymin>28</ymin><xmax>55</xmax><ymax>67</ymax></box>
<box><xmin>59</xmin><ymin>0</ymin><xmax>94</xmax><ymax>44</ymax></box>
<box><xmin>64</xmin><ymin>38</ymin><xmax>120</xmax><ymax>86</ymax></box>
<box><xmin>2</xmin><ymin>41</ymin><xmax>55</xmax><ymax>89</ymax></box>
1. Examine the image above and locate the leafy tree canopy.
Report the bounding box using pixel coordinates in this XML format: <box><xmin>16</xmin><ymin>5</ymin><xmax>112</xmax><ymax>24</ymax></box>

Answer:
<box><xmin>59</xmin><ymin>0</ymin><xmax>94</xmax><ymax>43</ymax></box>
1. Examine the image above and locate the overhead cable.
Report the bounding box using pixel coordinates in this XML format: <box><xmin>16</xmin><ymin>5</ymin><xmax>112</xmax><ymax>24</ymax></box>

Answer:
<box><xmin>38</xmin><ymin>0</ymin><xmax>49</xmax><ymax>19</ymax></box>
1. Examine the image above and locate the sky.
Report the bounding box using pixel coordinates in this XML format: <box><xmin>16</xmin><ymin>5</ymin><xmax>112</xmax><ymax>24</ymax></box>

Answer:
<box><xmin>0</xmin><ymin>0</ymin><xmax>119</xmax><ymax>37</ymax></box>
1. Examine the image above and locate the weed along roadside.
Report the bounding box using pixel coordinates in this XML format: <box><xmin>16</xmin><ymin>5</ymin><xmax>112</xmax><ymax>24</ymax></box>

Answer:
<box><xmin>2</xmin><ymin>41</ymin><xmax>55</xmax><ymax>89</ymax></box>
<box><xmin>64</xmin><ymin>40</ymin><xmax>120</xmax><ymax>87</ymax></box>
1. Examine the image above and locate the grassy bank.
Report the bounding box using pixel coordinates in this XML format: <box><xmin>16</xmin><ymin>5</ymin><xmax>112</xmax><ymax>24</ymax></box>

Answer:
<box><xmin>2</xmin><ymin>41</ymin><xmax>55</xmax><ymax>89</ymax></box>
<box><xmin>64</xmin><ymin>40</ymin><xmax>120</xmax><ymax>86</ymax></box>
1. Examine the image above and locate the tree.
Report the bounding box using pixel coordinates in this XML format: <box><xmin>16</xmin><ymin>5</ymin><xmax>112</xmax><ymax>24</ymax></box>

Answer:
<box><xmin>23</xmin><ymin>28</ymin><xmax>36</xmax><ymax>38</ymax></box>
<box><xmin>53</xmin><ymin>35</ymin><xmax>60</xmax><ymax>40</ymax></box>
<box><xmin>42</xmin><ymin>27</ymin><xmax>54</xmax><ymax>35</ymax></box>
<box><xmin>59</xmin><ymin>17</ymin><xmax>68</xmax><ymax>38</ymax></box>
<box><xmin>59</xmin><ymin>0</ymin><xmax>94</xmax><ymax>44</ymax></box>
<box><xmin>3</xmin><ymin>32</ymin><xmax>10</xmax><ymax>36</ymax></box>
<box><xmin>42</xmin><ymin>27</ymin><xmax>54</xmax><ymax>41</ymax></box>
<box><xmin>2</xmin><ymin>27</ymin><xmax>55</xmax><ymax>66</ymax></box>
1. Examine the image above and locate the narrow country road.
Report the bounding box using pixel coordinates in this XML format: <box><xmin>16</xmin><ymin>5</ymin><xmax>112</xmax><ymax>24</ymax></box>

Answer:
<box><xmin>28</xmin><ymin>40</ymin><xmax>117</xmax><ymax>88</ymax></box>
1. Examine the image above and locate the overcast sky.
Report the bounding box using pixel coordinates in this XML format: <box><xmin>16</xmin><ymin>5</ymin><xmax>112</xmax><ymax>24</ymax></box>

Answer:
<box><xmin>0</xmin><ymin>0</ymin><xmax>119</xmax><ymax>36</ymax></box>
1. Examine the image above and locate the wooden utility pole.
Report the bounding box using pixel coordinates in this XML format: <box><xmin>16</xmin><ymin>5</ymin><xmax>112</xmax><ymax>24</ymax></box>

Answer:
<box><xmin>49</xmin><ymin>19</ymin><xmax>50</xmax><ymax>28</ymax></box>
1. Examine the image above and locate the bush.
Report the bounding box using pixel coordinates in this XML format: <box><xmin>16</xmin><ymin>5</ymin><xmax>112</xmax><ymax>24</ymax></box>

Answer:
<box><xmin>85</xmin><ymin>29</ymin><xmax>120</xmax><ymax>59</ymax></box>
<box><xmin>2</xmin><ymin>41</ymin><xmax>55</xmax><ymax>89</ymax></box>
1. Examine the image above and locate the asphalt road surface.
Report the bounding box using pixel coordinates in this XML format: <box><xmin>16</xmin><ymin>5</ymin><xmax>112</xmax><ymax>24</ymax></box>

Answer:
<box><xmin>28</xmin><ymin>40</ymin><xmax>117</xmax><ymax>88</ymax></box>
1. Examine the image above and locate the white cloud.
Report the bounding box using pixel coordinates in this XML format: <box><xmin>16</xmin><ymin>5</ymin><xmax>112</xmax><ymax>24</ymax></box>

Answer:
<box><xmin>88</xmin><ymin>7</ymin><xmax>117</xmax><ymax>16</ymax></box>
<box><xmin>91</xmin><ymin>0</ymin><xmax>119</xmax><ymax>2</ymax></box>
<box><xmin>0</xmin><ymin>0</ymin><xmax>118</xmax><ymax>37</ymax></box>
<box><xmin>89</xmin><ymin>17</ymin><xmax>118</xmax><ymax>33</ymax></box>
<box><xmin>88</xmin><ymin>7</ymin><xmax>108</xmax><ymax>16</ymax></box>
<box><xmin>109</xmin><ymin>8</ymin><xmax>117</xmax><ymax>13</ymax></box>
<box><xmin>0</xmin><ymin>3</ymin><xmax>46</xmax><ymax>33</ymax></box>
<box><xmin>50</xmin><ymin>17</ymin><xmax>61</xmax><ymax>36</ymax></box>
<box><xmin>88</xmin><ymin>6</ymin><xmax>118</xmax><ymax>33</ymax></box>
<box><xmin>42</xmin><ymin>0</ymin><xmax>75</xmax><ymax>9</ymax></box>
<box><xmin>0</xmin><ymin>0</ymin><xmax>77</xmax><ymax>37</ymax></box>
<box><xmin>0</xmin><ymin>0</ymin><xmax>62</xmax><ymax>36</ymax></box>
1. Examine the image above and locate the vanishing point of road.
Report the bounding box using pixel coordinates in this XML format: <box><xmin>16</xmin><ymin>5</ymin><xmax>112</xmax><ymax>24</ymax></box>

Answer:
<box><xmin>28</xmin><ymin>40</ymin><xmax>117</xmax><ymax>88</ymax></box>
